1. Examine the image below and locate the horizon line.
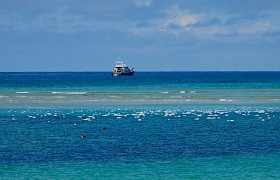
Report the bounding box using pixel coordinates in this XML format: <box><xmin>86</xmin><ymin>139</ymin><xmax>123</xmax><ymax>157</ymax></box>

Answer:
<box><xmin>0</xmin><ymin>70</ymin><xmax>280</xmax><ymax>73</ymax></box>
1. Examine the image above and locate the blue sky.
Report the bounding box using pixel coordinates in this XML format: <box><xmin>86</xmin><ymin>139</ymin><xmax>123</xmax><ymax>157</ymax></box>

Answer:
<box><xmin>0</xmin><ymin>0</ymin><xmax>280</xmax><ymax>71</ymax></box>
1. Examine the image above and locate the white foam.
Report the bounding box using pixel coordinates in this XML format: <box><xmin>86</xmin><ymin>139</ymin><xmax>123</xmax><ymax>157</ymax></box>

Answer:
<box><xmin>28</xmin><ymin>116</ymin><xmax>36</xmax><ymax>119</ymax></box>
<box><xmin>258</xmin><ymin>110</ymin><xmax>265</xmax><ymax>114</ymax></box>
<box><xmin>16</xmin><ymin>92</ymin><xmax>29</xmax><ymax>94</ymax></box>
<box><xmin>161</xmin><ymin>91</ymin><xmax>169</xmax><ymax>94</ymax></box>
<box><xmin>109</xmin><ymin>96</ymin><xmax>119</xmax><ymax>98</ymax></box>
<box><xmin>83</xmin><ymin>118</ymin><xmax>91</xmax><ymax>121</ymax></box>
<box><xmin>52</xmin><ymin>92</ymin><xmax>87</xmax><ymax>95</ymax></box>
<box><xmin>208</xmin><ymin>114</ymin><xmax>219</xmax><ymax>117</ymax></box>
<box><xmin>219</xmin><ymin>99</ymin><xmax>237</xmax><ymax>102</ymax></box>
<box><xmin>180</xmin><ymin>91</ymin><xmax>186</xmax><ymax>94</ymax></box>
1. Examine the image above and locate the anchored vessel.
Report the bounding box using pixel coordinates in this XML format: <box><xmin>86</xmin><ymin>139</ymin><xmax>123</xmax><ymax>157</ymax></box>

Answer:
<box><xmin>112</xmin><ymin>60</ymin><xmax>135</xmax><ymax>76</ymax></box>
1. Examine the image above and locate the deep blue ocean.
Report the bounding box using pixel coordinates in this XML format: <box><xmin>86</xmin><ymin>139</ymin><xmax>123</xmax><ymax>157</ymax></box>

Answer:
<box><xmin>0</xmin><ymin>72</ymin><xmax>280</xmax><ymax>179</ymax></box>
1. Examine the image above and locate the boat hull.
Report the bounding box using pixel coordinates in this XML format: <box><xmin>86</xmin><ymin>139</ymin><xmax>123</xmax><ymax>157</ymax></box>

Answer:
<box><xmin>112</xmin><ymin>71</ymin><xmax>134</xmax><ymax>76</ymax></box>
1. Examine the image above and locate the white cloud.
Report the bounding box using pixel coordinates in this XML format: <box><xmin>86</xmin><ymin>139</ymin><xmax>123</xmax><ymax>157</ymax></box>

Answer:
<box><xmin>165</xmin><ymin>6</ymin><xmax>201</xmax><ymax>26</ymax></box>
<box><xmin>144</xmin><ymin>6</ymin><xmax>203</xmax><ymax>36</ymax></box>
<box><xmin>128</xmin><ymin>26</ymin><xmax>155</xmax><ymax>37</ymax></box>
<box><xmin>135</xmin><ymin>0</ymin><xmax>152</xmax><ymax>7</ymax></box>
<box><xmin>238</xmin><ymin>20</ymin><xmax>278</xmax><ymax>36</ymax></box>
<box><xmin>130</xmin><ymin>5</ymin><xmax>280</xmax><ymax>41</ymax></box>
<box><xmin>128</xmin><ymin>6</ymin><xmax>206</xmax><ymax>37</ymax></box>
<box><xmin>2</xmin><ymin>1</ymin><xmax>280</xmax><ymax>42</ymax></box>
<box><xmin>190</xmin><ymin>26</ymin><xmax>229</xmax><ymax>40</ymax></box>
<box><xmin>0</xmin><ymin>6</ymin><xmax>131</xmax><ymax>34</ymax></box>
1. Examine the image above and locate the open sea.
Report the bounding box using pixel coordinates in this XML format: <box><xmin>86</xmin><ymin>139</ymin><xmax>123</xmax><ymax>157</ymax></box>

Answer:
<box><xmin>0</xmin><ymin>72</ymin><xmax>280</xmax><ymax>179</ymax></box>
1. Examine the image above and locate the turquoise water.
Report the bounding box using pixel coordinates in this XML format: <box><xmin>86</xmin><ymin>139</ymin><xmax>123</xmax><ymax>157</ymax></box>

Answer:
<box><xmin>0</xmin><ymin>72</ymin><xmax>280</xmax><ymax>179</ymax></box>
<box><xmin>2</xmin><ymin>154</ymin><xmax>280</xmax><ymax>179</ymax></box>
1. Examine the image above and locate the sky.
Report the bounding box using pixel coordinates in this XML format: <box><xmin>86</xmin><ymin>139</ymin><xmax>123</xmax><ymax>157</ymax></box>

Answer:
<box><xmin>0</xmin><ymin>0</ymin><xmax>280</xmax><ymax>71</ymax></box>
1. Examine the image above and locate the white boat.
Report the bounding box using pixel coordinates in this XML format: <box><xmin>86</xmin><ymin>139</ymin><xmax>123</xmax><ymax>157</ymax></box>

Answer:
<box><xmin>112</xmin><ymin>59</ymin><xmax>135</xmax><ymax>76</ymax></box>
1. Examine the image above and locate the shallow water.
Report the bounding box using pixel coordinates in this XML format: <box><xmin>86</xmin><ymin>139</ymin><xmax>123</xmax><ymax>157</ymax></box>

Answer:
<box><xmin>0</xmin><ymin>72</ymin><xmax>280</xmax><ymax>105</ymax></box>
<box><xmin>0</xmin><ymin>72</ymin><xmax>280</xmax><ymax>179</ymax></box>
<box><xmin>2</xmin><ymin>154</ymin><xmax>280</xmax><ymax>179</ymax></box>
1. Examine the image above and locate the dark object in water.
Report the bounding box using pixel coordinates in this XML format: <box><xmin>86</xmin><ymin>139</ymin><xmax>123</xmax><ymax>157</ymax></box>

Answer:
<box><xmin>80</xmin><ymin>135</ymin><xmax>87</xmax><ymax>138</ymax></box>
<box><xmin>101</xmin><ymin>127</ymin><xmax>107</xmax><ymax>130</ymax></box>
